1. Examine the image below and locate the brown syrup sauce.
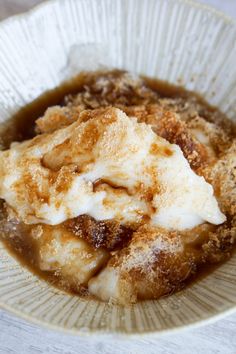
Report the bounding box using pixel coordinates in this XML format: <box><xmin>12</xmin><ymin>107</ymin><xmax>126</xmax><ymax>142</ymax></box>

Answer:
<box><xmin>0</xmin><ymin>70</ymin><xmax>234</xmax><ymax>298</ymax></box>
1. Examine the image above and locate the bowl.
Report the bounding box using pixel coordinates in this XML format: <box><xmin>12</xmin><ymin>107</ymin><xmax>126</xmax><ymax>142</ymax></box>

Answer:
<box><xmin>0</xmin><ymin>0</ymin><xmax>236</xmax><ymax>336</ymax></box>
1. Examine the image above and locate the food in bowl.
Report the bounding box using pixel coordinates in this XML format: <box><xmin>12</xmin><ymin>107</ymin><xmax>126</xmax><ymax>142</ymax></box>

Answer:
<box><xmin>0</xmin><ymin>70</ymin><xmax>235</xmax><ymax>304</ymax></box>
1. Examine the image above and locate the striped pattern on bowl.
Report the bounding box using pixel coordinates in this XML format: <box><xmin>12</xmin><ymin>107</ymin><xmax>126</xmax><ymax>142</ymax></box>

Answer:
<box><xmin>0</xmin><ymin>0</ymin><xmax>236</xmax><ymax>335</ymax></box>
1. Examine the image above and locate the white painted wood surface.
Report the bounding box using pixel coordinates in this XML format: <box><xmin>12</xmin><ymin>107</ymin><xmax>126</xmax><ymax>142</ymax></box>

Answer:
<box><xmin>0</xmin><ymin>1</ymin><xmax>236</xmax><ymax>353</ymax></box>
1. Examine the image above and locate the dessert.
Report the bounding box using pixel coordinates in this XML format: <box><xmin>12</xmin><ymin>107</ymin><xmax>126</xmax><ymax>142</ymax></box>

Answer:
<box><xmin>0</xmin><ymin>70</ymin><xmax>235</xmax><ymax>304</ymax></box>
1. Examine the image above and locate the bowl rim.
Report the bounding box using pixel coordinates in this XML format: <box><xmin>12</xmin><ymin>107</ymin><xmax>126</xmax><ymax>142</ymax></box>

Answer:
<box><xmin>1</xmin><ymin>294</ymin><xmax>236</xmax><ymax>338</ymax></box>
<box><xmin>1</xmin><ymin>0</ymin><xmax>236</xmax><ymax>28</ymax></box>
<box><xmin>0</xmin><ymin>0</ymin><xmax>236</xmax><ymax>337</ymax></box>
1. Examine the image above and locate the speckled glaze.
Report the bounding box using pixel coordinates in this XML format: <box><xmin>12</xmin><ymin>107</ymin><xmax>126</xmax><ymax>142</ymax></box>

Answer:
<box><xmin>0</xmin><ymin>0</ymin><xmax>235</xmax><ymax>336</ymax></box>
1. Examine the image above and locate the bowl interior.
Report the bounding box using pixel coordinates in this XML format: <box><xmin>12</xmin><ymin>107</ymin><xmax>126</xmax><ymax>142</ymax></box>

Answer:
<box><xmin>0</xmin><ymin>0</ymin><xmax>236</xmax><ymax>335</ymax></box>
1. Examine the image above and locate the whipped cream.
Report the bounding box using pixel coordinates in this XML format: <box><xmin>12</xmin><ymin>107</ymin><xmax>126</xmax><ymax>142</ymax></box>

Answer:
<box><xmin>0</xmin><ymin>107</ymin><xmax>225</xmax><ymax>230</ymax></box>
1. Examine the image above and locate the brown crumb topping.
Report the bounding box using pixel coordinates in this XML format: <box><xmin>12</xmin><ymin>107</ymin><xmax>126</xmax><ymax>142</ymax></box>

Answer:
<box><xmin>65</xmin><ymin>215</ymin><xmax>133</xmax><ymax>251</ymax></box>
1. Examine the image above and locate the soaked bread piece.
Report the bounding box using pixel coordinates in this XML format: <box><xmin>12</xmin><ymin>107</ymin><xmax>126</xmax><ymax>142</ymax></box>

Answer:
<box><xmin>188</xmin><ymin>116</ymin><xmax>232</xmax><ymax>158</ymax></box>
<box><xmin>123</xmin><ymin>106</ymin><xmax>210</xmax><ymax>172</ymax></box>
<box><xmin>150</xmin><ymin>111</ymin><xmax>209</xmax><ymax>172</ymax></box>
<box><xmin>208</xmin><ymin>141</ymin><xmax>236</xmax><ymax>217</ymax></box>
<box><xmin>0</xmin><ymin>210</ymin><xmax>109</xmax><ymax>293</ymax></box>
<box><xmin>88</xmin><ymin>222</ymin><xmax>235</xmax><ymax>304</ymax></box>
<box><xmin>88</xmin><ymin>225</ymin><xmax>192</xmax><ymax>303</ymax></box>
<box><xmin>36</xmin><ymin>106</ymin><xmax>84</xmax><ymax>134</ymax></box>
<box><xmin>32</xmin><ymin>224</ymin><xmax>109</xmax><ymax>290</ymax></box>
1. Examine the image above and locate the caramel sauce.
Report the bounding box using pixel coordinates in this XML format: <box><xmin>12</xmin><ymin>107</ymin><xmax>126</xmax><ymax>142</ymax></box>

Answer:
<box><xmin>1</xmin><ymin>69</ymin><xmax>230</xmax><ymax>149</ymax></box>
<box><xmin>93</xmin><ymin>178</ymin><xmax>130</xmax><ymax>195</ymax></box>
<box><xmin>0</xmin><ymin>70</ymin><xmax>234</xmax><ymax>297</ymax></box>
<box><xmin>0</xmin><ymin>206</ymin><xmax>65</xmax><ymax>292</ymax></box>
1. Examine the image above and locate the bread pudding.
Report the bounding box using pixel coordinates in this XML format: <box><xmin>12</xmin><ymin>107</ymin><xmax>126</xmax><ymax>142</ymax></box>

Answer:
<box><xmin>0</xmin><ymin>70</ymin><xmax>235</xmax><ymax>304</ymax></box>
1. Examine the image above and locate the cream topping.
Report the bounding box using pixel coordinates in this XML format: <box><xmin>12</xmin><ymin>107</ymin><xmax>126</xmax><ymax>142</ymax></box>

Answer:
<box><xmin>0</xmin><ymin>107</ymin><xmax>225</xmax><ymax>230</ymax></box>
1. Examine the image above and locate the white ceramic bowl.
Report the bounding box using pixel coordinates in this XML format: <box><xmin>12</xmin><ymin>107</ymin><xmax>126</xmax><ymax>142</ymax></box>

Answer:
<box><xmin>0</xmin><ymin>0</ymin><xmax>236</xmax><ymax>336</ymax></box>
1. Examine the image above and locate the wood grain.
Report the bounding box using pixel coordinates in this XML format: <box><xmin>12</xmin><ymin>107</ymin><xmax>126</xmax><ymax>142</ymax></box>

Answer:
<box><xmin>0</xmin><ymin>309</ymin><xmax>236</xmax><ymax>354</ymax></box>
<box><xmin>0</xmin><ymin>1</ymin><xmax>236</xmax><ymax>354</ymax></box>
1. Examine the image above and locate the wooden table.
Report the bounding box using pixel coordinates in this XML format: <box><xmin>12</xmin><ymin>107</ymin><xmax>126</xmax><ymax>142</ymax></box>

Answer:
<box><xmin>0</xmin><ymin>1</ymin><xmax>236</xmax><ymax>353</ymax></box>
